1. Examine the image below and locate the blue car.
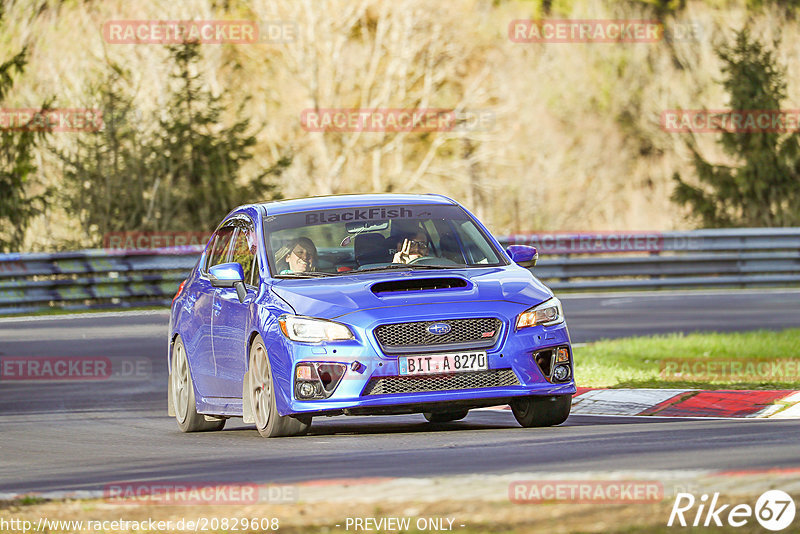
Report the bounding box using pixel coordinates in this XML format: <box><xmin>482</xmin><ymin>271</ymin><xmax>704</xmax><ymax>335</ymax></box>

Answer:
<box><xmin>168</xmin><ymin>194</ymin><xmax>575</xmax><ymax>437</ymax></box>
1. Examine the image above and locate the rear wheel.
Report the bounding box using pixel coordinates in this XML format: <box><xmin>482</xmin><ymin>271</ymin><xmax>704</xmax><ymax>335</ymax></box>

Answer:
<box><xmin>171</xmin><ymin>336</ymin><xmax>225</xmax><ymax>432</ymax></box>
<box><xmin>423</xmin><ymin>410</ymin><xmax>469</xmax><ymax>423</ymax></box>
<box><xmin>248</xmin><ymin>335</ymin><xmax>311</xmax><ymax>438</ymax></box>
<box><xmin>511</xmin><ymin>395</ymin><xmax>571</xmax><ymax>428</ymax></box>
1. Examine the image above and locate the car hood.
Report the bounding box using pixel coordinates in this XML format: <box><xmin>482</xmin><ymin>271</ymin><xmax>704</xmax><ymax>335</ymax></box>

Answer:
<box><xmin>270</xmin><ymin>266</ymin><xmax>553</xmax><ymax>319</ymax></box>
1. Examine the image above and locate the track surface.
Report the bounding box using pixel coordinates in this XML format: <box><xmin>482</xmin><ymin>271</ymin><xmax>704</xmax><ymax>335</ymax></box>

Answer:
<box><xmin>1</xmin><ymin>290</ymin><xmax>799</xmax><ymax>493</ymax></box>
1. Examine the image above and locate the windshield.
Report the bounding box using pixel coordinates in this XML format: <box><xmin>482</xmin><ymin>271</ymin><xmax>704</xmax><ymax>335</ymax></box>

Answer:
<box><xmin>265</xmin><ymin>204</ymin><xmax>506</xmax><ymax>277</ymax></box>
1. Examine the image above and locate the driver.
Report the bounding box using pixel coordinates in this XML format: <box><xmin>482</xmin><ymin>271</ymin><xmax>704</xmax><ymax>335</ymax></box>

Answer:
<box><xmin>392</xmin><ymin>231</ymin><xmax>431</xmax><ymax>264</ymax></box>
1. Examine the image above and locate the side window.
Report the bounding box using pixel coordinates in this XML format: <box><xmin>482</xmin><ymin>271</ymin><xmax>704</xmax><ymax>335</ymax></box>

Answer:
<box><xmin>205</xmin><ymin>225</ymin><xmax>237</xmax><ymax>272</ymax></box>
<box><xmin>230</xmin><ymin>223</ymin><xmax>257</xmax><ymax>285</ymax></box>
<box><xmin>250</xmin><ymin>256</ymin><xmax>260</xmax><ymax>286</ymax></box>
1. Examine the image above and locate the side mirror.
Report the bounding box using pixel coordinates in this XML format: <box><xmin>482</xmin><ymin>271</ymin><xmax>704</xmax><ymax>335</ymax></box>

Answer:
<box><xmin>506</xmin><ymin>245</ymin><xmax>538</xmax><ymax>268</ymax></box>
<box><xmin>209</xmin><ymin>262</ymin><xmax>247</xmax><ymax>302</ymax></box>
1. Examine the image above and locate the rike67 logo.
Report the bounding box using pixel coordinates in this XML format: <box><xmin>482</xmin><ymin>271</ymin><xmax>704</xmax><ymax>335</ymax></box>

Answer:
<box><xmin>668</xmin><ymin>490</ymin><xmax>796</xmax><ymax>531</ymax></box>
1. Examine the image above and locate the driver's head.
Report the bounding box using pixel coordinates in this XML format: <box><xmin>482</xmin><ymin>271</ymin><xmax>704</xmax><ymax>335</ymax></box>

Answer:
<box><xmin>396</xmin><ymin>231</ymin><xmax>429</xmax><ymax>257</ymax></box>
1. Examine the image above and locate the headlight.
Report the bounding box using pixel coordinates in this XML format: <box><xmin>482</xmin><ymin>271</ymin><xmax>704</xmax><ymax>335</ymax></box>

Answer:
<box><xmin>278</xmin><ymin>315</ymin><xmax>354</xmax><ymax>342</ymax></box>
<box><xmin>516</xmin><ymin>297</ymin><xmax>564</xmax><ymax>329</ymax></box>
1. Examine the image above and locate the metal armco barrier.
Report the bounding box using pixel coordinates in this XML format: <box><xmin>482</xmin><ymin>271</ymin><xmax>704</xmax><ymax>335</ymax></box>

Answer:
<box><xmin>0</xmin><ymin>248</ymin><xmax>201</xmax><ymax>315</ymax></box>
<box><xmin>0</xmin><ymin>228</ymin><xmax>798</xmax><ymax>315</ymax></box>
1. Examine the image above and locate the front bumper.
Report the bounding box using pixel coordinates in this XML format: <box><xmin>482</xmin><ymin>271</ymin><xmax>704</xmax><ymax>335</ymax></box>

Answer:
<box><xmin>275</xmin><ymin>301</ymin><xmax>575</xmax><ymax>416</ymax></box>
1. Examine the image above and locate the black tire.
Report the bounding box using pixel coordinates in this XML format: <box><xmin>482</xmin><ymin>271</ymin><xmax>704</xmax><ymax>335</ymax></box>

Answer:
<box><xmin>510</xmin><ymin>395</ymin><xmax>571</xmax><ymax>428</ymax></box>
<box><xmin>423</xmin><ymin>410</ymin><xmax>469</xmax><ymax>423</ymax></box>
<box><xmin>248</xmin><ymin>334</ymin><xmax>311</xmax><ymax>438</ymax></box>
<box><xmin>171</xmin><ymin>336</ymin><xmax>226</xmax><ymax>433</ymax></box>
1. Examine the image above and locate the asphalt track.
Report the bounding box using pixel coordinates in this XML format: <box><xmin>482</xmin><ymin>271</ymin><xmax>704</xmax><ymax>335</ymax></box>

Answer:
<box><xmin>1</xmin><ymin>289</ymin><xmax>799</xmax><ymax>494</ymax></box>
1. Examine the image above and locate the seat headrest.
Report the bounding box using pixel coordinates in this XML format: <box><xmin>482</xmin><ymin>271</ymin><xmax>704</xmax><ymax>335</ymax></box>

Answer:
<box><xmin>354</xmin><ymin>233</ymin><xmax>388</xmax><ymax>264</ymax></box>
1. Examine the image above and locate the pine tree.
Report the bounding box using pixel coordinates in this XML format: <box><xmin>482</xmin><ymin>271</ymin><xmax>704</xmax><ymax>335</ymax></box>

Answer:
<box><xmin>154</xmin><ymin>43</ymin><xmax>287</xmax><ymax>231</ymax></box>
<box><xmin>672</xmin><ymin>29</ymin><xmax>800</xmax><ymax>227</ymax></box>
<box><xmin>0</xmin><ymin>40</ymin><xmax>49</xmax><ymax>252</ymax></box>
<box><xmin>58</xmin><ymin>44</ymin><xmax>289</xmax><ymax>246</ymax></box>
<box><xmin>57</xmin><ymin>67</ymin><xmax>153</xmax><ymax>242</ymax></box>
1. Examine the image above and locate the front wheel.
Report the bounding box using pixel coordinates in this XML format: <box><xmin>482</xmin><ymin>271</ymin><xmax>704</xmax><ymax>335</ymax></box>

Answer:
<box><xmin>248</xmin><ymin>335</ymin><xmax>311</xmax><ymax>438</ymax></box>
<box><xmin>171</xmin><ymin>336</ymin><xmax>225</xmax><ymax>432</ymax></box>
<box><xmin>510</xmin><ymin>395</ymin><xmax>571</xmax><ymax>428</ymax></box>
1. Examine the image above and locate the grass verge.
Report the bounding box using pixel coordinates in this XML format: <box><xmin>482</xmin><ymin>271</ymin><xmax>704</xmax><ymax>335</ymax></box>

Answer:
<box><xmin>573</xmin><ymin>329</ymin><xmax>800</xmax><ymax>389</ymax></box>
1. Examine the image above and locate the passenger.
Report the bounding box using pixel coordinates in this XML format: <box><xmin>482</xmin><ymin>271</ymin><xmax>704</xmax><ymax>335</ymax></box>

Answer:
<box><xmin>279</xmin><ymin>237</ymin><xmax>318</xmax><ymax>273</ymax></box>
<box><xmin>392</xmin><ymin>231</ymin><xmax>431</xmax><ymax>264</ymax></box>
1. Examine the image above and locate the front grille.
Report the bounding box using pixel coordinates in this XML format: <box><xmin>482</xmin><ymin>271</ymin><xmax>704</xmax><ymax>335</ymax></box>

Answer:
<box><xmin>374</xmin><ymin>318</ymin><xmax>502</xmax><ymax>353</ymax></box>
<box><xmin>362</xmin><ymin>368</ymin><xmax>520</xmax><ymax>396</ymax></box>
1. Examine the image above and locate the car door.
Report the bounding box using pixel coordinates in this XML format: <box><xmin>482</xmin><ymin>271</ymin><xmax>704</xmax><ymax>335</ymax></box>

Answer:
<box><xmin>191</xmin><ymin>224</ymin><xmax>237</xmax><ymax>396</ymax></box>
<box><xmin>211</xmin><ymin>219</ymin><xmax>258</xmax><ymax>398</ymax></box>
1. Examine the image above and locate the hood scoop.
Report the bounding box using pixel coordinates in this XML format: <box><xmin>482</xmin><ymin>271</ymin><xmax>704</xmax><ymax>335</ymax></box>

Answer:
<box><xmin>371</xmin><ymin>277</ymin><xmax>468</xmax><ymax>295</ymax></box>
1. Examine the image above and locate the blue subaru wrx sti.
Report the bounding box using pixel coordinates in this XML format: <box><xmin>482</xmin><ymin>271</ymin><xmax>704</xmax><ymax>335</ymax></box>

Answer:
<box><xmin>168</xmin><ymin>194</ymin><xmax>575</xmax><ymax>437</ymax></box>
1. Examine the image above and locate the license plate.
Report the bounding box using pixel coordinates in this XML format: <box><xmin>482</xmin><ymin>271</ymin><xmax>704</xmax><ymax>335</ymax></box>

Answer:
<box><xmin>398</xmin><ymin>352</ymin><xmax>488</xmax><ymax>376</ymax></box>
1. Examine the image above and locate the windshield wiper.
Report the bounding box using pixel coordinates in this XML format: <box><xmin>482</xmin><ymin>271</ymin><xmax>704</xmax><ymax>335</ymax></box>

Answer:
<box><xmin>275</xmin><ymin>271</ymin><xmax>338</xmax><ymax>278</ymax></box>
<box><xmin>356</xmin><ymin>264</ymin><xmax>456</xmax><ymax>273</ymax></box>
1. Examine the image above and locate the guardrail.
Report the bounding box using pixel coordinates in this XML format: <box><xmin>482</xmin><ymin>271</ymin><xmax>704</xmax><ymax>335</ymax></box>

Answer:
<box><xmin>0</xmin><ymin>248</ymin><xmax>200</xmax><ymax>316</ymax></box>
<box><xmin>0</xmin><ymin>228</ymin><xmax>798</xmax><ymax>315</ymax></box>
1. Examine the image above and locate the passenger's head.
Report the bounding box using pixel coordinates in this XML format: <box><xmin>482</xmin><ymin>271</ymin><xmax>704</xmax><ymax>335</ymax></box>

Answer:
<box><xmin>285</xmin><ymin>237</ymin><xmax>317</xmax><ymax>272</ymax></box>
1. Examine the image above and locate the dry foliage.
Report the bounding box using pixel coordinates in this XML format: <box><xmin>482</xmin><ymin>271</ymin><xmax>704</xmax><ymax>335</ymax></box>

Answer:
<box><xmin>2</xmin><ymin>0</ymin><xmax>799</xmax><ymax>250</ymax></box>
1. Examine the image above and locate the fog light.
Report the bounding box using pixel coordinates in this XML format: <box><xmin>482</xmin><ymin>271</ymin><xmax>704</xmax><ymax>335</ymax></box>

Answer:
<box><xmin>555</xmin><ymin>346</ymin><xmax>570</xmax><ymax>363</ymax></box>
<box><xmin>298</xmin><ymin>382</ymin><xmax>316</xmax><ymax>398</ymax></box>
<box><xmin>294</xmin><ymin>362</ymin><xmax>347</xmax><ymax>400</ymax></box>
<box><xmin>552</xmin><ymin>364</ymin><xmax>571</xmax><ymax>382</ymax></box>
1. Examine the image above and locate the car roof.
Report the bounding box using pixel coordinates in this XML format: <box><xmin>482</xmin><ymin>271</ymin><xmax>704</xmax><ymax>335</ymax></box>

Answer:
<box><xmin>254</xmin><ymin>193</ymin><xmax>457</xmax><ymax>216</ymax></box>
